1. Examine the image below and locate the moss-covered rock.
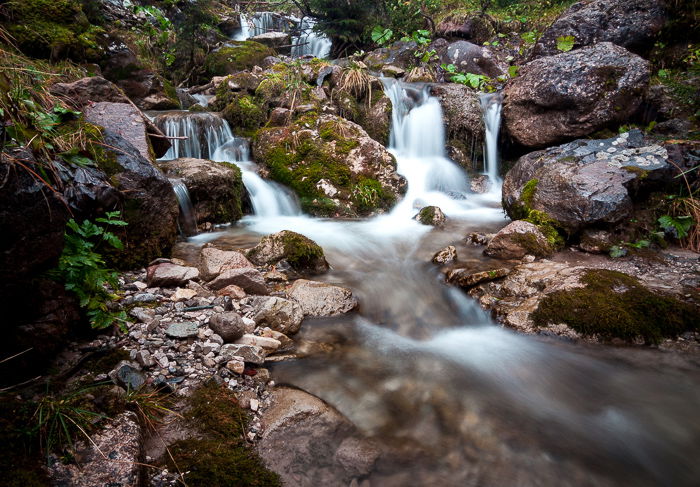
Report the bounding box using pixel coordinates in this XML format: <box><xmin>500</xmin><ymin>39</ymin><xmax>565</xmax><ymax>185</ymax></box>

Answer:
<box><xmin>532</xmin><ymin>269</ymin><xmax>698</xmax><ymax>344</ymax></box>
<box><xmin>222</xmin><ymin>94</ymin><xmax>269</xmax><ymax>137</ymax></box>
<box><xmin>246</xmin><ymin>230</ymin><xmax>329</xmax><ymax>275</ymax></box>
<box><xmin>415</xmin><ymin>206</ymin><xmax>446</xmax><ymax>226</ymax></box>
<box><xmin>484</xmin><ymin>220</ymin><xmax>555</xmax><ymax>259</ymax></box>
<box><xmin>252</xmin><ymin>113</ymin><xmax>405</xmax><ymax>216</ymax></box>
<box><xmin>204</xmin><ymin>41</ymin><xmax>276</xmax><ymax>77</ymax></box>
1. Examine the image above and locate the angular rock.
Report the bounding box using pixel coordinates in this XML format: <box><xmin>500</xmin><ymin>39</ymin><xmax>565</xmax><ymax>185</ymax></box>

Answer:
<box><xmin>85</xmin><ymin>102</ymin><xmax>154</xmax><ymax>163</ymax></box>
<box><xmin>135</xmin><ymin>350</ymin><xmax>154</xmax><ymax>368</ymax></box>
<box><xmin>415</xmin><ymin>206</ymin><xmax>446</xmax><ymax>226</ymax></box>
<box><xmin>446</xmin><ymin>267</ymin><xmax>510</xmax><ymax>288</ymax></box>
<box><xmin>235</xmin><ymin>334</ymin><xmax>282</xmax><ymax>351</ymax></box>
<box><xmin>157</xmin><ymin>158</ymin><xmax>245</xmax><ymax>225</ymax></box>
<box><xmin>250</xmin><ymin>32</ymin><xmax>291</xmax><ymax>53</ymax></box>
<box><xmin>165</xmin><ymin>322</ymin><xmax>199</xmax><ymax>339</ymax></box>
<box><xmin>246</xmin><ymin>296</ymin><xmax>305</xmax><ymax>335</ymax></box>
<box><xmin>220</xmin><ymin>344</ymin><xmax>267</xmax><ymax>364</ymax></box>
<box><xmin>109</xmin><ymin>361</ymin><xmax>146</xmax><ymax>391</ymax></box>
<box><xmin>147</xmin><ymin>263</ymin><xmax>199</xmax><ymax>287</ymax></box>
<box><xmin>470</xmin><ymin>174</ymin><xmax>492</xmax><ymax>194</ymax></box>
<box><xmin>432</xmin><ymin>245</ymin><xmax>457</xmax><ymax>264</ymax></box>
<box><xmin>216</xmin><ymin>284</ymin><xmax>247</xmax><ymax>299</ymax></box>
<box><xmin>363</xmin><ymin>41</ymin><xmax>419</xmax><ymax>71</ymax></box>
<box><xmin>226</xmin><ymin>358</ymin><xmax>245</xmax><ymax>374</ymax></box>
<box><xmin>438</xmin><ymin>40</ymin><xmax>504</xmax><ymax>78</ymax></box>
<box><xmin>247</xmin><ymin>230</ymin><xmax>330</xmax><ymax>274</ymax></box>
<box><xmin>209</xmin><ymin>312</ymin><xmax>246</xmax><ymax>343</ymax></box>
<box><xmin>484</xmin><ymin>221</ymin><xmax>554</xmax><ymax>260</ymax></box>
<box><xmin>171</xmin><ymin>288</ymin><xmax>197</xmax><ymax>301</ymax></box>
<box><xmin>431</xmin><ymin>83</ymin><xmax>484</xmax><ymax>167</ymax></box>
<box><xmin>533</xmin><ymin>0</ymin><xmax>666</xmax><ymax>58</ymax></box>
<box><xmin>49</xmin><ymin>412</ymin><xmax>142</xmax><ymax>487</ymax></box>
<box><xmin>208</xmin><ymin>268</ymin><xmax>269</xmax><ymax>295</ymax></box>
<box><xmin>287</xmin><ymin>279</ymin><xmax>358</xmax><ymax>317</ymax></box>
<box><xmin>198</xmin><ymin>246</ymin><xmax>254</xmax><ymax>282</ymax></box>
<box><xmin>502</xmin><ymin>130</ymin><xmax>671</xmax><ymax>234</ymax></box>
<box><xmin>50</xmin><ymin>76</ymin><xmax>130</xmax><ymax>108</ymax></box>
<box><xmin>503</xmin><ymin>43</ymin><xmax>649</xmax><ymax>148</ymax></box>
<box><xmin>260</xmin><ymin>329</ymin><xmax>294</xmax><ymax>352</ymax></box>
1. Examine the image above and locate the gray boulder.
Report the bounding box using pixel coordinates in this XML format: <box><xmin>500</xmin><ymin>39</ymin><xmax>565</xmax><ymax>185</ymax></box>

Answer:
<box><xmin>207</xmin><ymin>267</ymin><xmax>269</xmax><ymax>295</ymax></box>
<box><xmin>431</xmin><ymin>83</ymin><xmax>483</xmax><ymax>169</ymax></box>
<box><xmin>245</xmin><ymin>296</ymin><xmax>305</xmax><ymax>335</ymax></box>
<box><xmin>415</xmin><ymin>206</ymin><xmax>446</xmax><ymax>226</ymax></box>
<box><xmin>287</xmin><ymin>279</ymin><xmax>358</xmax><ymax>317</ymax></box>
<box><xmin>209</xmin><ymin>312</ymin><xmax>247</xmax><ymax>342</ymax></box>
<box><xmin>147</xmin><ymin>263</ymin><xmax>199</xmax><ymax>287</ymax></box>
<box><xmin>502</xmin><ymin>130</ymin><xmax>671</xmax><ymax>234</ymax></box>
<box><xmin>246</xmin><ymin>230</ymin><xmax>330</xmax><ymax>274</ymax></box>
<box><xmin>198</xmin><ymin>246</ymin><xmax>254</xmax><ymax>282</ymax></box>
<box><xmin>484</xmin><ymin>221</ymin><xmax>554</xmax><ymax>260</ymax></box>
<box><xmin>533</xmin><ymin>0</ymin><xmax>667</xmax><ymax>58</ymax></box>
<box><xmin>503</xmin><ymin>43</ymin><xmax>649</xmax><ymax>148</ymax></box>
<box><xmin>438</xmin><ymin>40</ymin><xmax>504</xmax><ymax>78</ymax></box>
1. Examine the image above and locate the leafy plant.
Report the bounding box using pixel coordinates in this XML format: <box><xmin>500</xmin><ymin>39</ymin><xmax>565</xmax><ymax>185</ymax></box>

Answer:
<box><xmin>556</xmin><ymin>35</ymin><xmax>575</xmax><ymax>52</ymax></box>
<box><xmin>658</xmin><ymin>214</ymin><xmax>693</xmax><ymax>239</ymax></box>
<box><xmin>371</xmin><ymin>26</ymin><xmax>393</xmax><ymax>45</ymax></box>
<box><xmin>521</xmin><ymin>31</ymin><xmax>538</xmax><ymax>44</ymax></box>
<box><xmin>508</xmin><ymin>65</ymin><xmax>520</xmax><ymax>78</ymax></box>
<box><xmin>442</xmin><ymin>64</ymin><xmax>492</xmax><ymax>91</ymax></box>
<box><xmin>52</xmin><ymin>212</ymin><xmax>128</xmax><ymax>330</ymax></box>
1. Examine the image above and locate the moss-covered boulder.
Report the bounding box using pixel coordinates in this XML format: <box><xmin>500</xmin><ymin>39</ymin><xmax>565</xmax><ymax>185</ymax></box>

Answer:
<box><xmin>246</xmin><ymin>230</ymin><xmax>329</xmax><ymax>275</ymax></box>
<box><xmin>484</xmin><ymin>220</ymin><xmax>554</xmax><ymax>260</ymax></box>
<box><xmin>415</xmin><ymin>206</ymin><xmax>446</xmax><ymax>226</ymax></box>
<box><xmin>204</xmin><ymin>42</ymin><xmax>276</xmax><ymax>77</ymax></box>
<box><xmin>252</xmin><ymin>114</ymin><xmax>406</xmax><ymax>216</ymax></box>
<box><xmin>2</xmin><ymin>0</ymin><xmax>106</xmax><ymax>62</ymax></box>
<box><xmin>221</xmin><ymin>94</ymin><xmax>269</xmax><ymax>137</ymax></box>
<box><xmin>156</xmin><ymin>158</ymin><xmax>245</xmax><ymax>225</ymax></box>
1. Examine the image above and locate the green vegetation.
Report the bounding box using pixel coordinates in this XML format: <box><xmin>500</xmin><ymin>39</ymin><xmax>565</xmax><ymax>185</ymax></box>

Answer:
<box><xmin>51</xmin><ymin>212</ymin><xmax>128</xmax><ymax>330</ymax></box>
<box><xmin>555</xmin><ymin>34</ymin><xmax>575</xmax><ymax>52</ymax></box>
<box><xmin>204</xmin><ymin>42</ymin><xmax>275</xmax><ymax>77</ymax></box>
<box><xmin>222</xmin><ymin>94</ymin><xmax>269</xmax><ymax>137</ymax></box>
<box><xmin>532</xmin><ymin>269</ymin><xmax>698</xmax><ymax>344</ymax></box>
<box><xmin>506</xmin><ymin>178</ymin><xmax>565</xmax><ymax>249</ymax></box>
<box><xmin>441</xmin><ymin>63</ymin><xmax>494</xmax><ymax>91</ymax></box>
<box><xmin>166</xmin><ymin>382</ymin><xmax>281</xmax><ymax>487</ymax></box>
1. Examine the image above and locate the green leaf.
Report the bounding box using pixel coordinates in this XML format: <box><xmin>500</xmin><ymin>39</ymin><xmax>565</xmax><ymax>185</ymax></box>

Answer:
<box><xmin>521</xmin><ymin>31</ymin><xmax>537</xmax><ymax>44</ymax></box>
<box><xmin>609</xmin><ymin>245</ymin><xmax>627</xmax><ymax>258</ymax></box>
<box><xmin>508</xmin><ymin>65</ymin><xmax>520</xmax><ymax>78</ymax></box>
<box><xmin>556</xmin><ymin>35</ymin><xmax>575</xmax><ymax>52</ymax></box>
<box><xmin>658</xmin><ymin>214</ymin><xmax>693</xmax><ymax>239</ymax></box>
<box><xmin>371</xmin><ymin>26</ymin><xmax>393</xmax><ymax>45</ymax></box>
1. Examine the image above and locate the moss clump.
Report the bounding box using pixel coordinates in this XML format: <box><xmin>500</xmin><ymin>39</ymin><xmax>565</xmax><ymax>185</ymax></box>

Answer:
<box><xmin>352</xmin><ymin>177</ymin><xmax>394</xmax><ymax>213</ymax></box>
<box><xmin>521</xmin><ymin>178</ymin><xmax>539</xmax><ymax>209</ymax></box>
<box><xmin>4</xmin><ymin>0</ymin><xmax>105</xmax><ymax>62</ymax></box>
<box><xmin>622</xmin><ymin>165</ymin><xmax>650</xmax><ymax>179</ymax></box>
<box><xmin>222</xmin><ymin>94</ymin><xmax>268</xmax><ymax>137</ymax></box>
<box><xmin>532</xmin><ymin>270</ymin><xmax>698</xmax><ymax>344</ymax></box>
<box><xmin>525</xmin><ymin>210</ymin><xmax>565</xmax><ymax>249</ymax></box>
<box><xmin>203</xmin><ymin>42</ymin><xmax>275</xmax><ymax>77</ymax></box>
<box><xmin>166</xmin><ymin>382</ymin><xmax>281</xmax><ymax>487</ymax></box>
<box><xmin>279</xmin><ymin>231</ymin><xmax>325</xmax><ymax>270</ymax></box>
<box><xmin>507</xmin><ymin>178</ymin><xmax>565</xmax><ymax>248</ymax></box>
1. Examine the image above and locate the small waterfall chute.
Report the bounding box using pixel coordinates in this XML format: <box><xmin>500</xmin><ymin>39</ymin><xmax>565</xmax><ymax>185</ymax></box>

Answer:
<box><xmin>291</xmin><ymin>17</ymin><xmax>332</xmax><ymax>58</ymax></box>
<box><xmin>154</xmin><ymin>112</ymin><xmax>230</xmax><ymax>160</ymax></box>
<box><xmin>480</xmin><ymin>92</ymin><xmax>503</xmax><ymax>183</ymax></box>
<box><xmin>170</xmin><ymin>179</ymin><xmax>198</xmax><ymax>236</ymax></box>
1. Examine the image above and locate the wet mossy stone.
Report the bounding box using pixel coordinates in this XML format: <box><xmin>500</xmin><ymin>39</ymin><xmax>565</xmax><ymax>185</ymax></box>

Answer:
<box><xmin>532</xmin><ymin>269</ymin><xmax>698</xmax><ymax>344</ymax></box>
<box><xmin>246</xmin><ymin>230</ymin><xmax>330</xmax><ymax>275</ymax></box>
<box><xmin>204</xmin><ymin>41</ymin><xmax>276</xmax><ymax>77</ymax></box>
<box><xmin>222</xmin><ymin>94</ymin><xmax>268</xmax><ymax>137</ymax></box>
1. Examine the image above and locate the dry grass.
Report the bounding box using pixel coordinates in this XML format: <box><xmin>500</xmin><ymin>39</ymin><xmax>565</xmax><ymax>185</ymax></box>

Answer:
<box><xmin>337</xmin><ymin>61</ymin><xmax>372</xmax><ymax>101</ymax></box>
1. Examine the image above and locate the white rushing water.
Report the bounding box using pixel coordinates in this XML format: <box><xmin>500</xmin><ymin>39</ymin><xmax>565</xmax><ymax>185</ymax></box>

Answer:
<box><xmin>156</xmin><ymin>112</ymin><xmax>298</xmax><ymax>218</ymax></box>
<box><xmin>169</xmin><ymin>179</ymin><xmax>198</xmax><ymax>236</ymax></box>
<box><xmin>480</xmin><ymin>92</ymin><xmax>503</xmax><ymax>182</ymax></box>
<box><xmin>232</xmin><ymin>13</ymin><xmax>250</xmax><ymax>41</ymax></box>
<box><xmin>291</xmin><ymin>17</ymin><xmax>332</xmax><ymax>58</ymax></box>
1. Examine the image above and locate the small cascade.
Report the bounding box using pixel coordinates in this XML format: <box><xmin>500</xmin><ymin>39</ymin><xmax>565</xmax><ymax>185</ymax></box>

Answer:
<box><xmin>480</xmin><ymin>92</ymin><xmax>503</xmax><ymax>182</ymax></box>
<box><xmin>212</xmin><ymin>137</ymin><xmax>300</xmax><ymax>217</ymax></box>
<box><xmin>252</xmin><ymin>12</ymin><xmax>288</xmax><ymax>36</ymax></box>
<box><xmin>382</xmin><ymin>78</ymin><xmax>471</xmax><ymax>218</ymax></box>
<box><xmin>191</xmin><ymin>94</ymin><xmax>211</xmax><ymax>107</ymax></box>
<box><xmin>232</xmin><ymin>13</ymin><xmax>250</xmax><ymax>40</ymax></box>
<box><xmin>154</xmin><ymin>112</ymin><xmax>230</xmax><ymax>160</ymax></box>
<box><xmin>170</xmin><ymin>179</ymin><xmax>198</xmax><ymax>236</ymax></box>
<box><xmin>291</xmin><ymin>17</ymin><xmax>332</xmax><ymax>58</ymax></box>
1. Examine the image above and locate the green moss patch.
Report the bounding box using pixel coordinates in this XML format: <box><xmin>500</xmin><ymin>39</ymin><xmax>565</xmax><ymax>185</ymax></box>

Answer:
<box><xmin>222</xmin><ymin>94</ymin><xmax>268</xmax><ymax>137</ymax></box>
<box><xmin>532</xmin><ymin>270</ymin><xmax>698</xmax><ymax>344</ymax></box>
<box><xmin>204</xmin><ymin>42</ymin><xmax>275</xmax><ymax>77</ymax></box>
<box><xmin>166</xmin><ymin>382</ymin><xmax>281</xmax><ymax>487</ymax></box>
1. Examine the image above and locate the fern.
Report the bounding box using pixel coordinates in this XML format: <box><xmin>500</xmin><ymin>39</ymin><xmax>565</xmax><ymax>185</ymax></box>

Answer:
<box><xmin>658</xmin><ymin>214</ymin><xmax>693</xmax><ymax>239</ymax></box>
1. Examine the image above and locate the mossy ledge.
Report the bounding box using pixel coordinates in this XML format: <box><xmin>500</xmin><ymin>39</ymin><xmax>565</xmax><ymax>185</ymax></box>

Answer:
<box><xmin>532</xmin><ymin>269</ymin><xmax>698</xmax><ymax>344</ymax></box>
<box><xmin>165</xmin><ymin>382</ymin><xmax>281</xmax><ymax>487</ymax></box>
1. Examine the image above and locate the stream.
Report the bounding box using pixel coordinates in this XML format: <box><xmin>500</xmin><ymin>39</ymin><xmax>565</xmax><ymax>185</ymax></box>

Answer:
<box><xmin>156</xmin><ymin>80</ymin><xmax>700</xmax><ymax>486</ymax></box>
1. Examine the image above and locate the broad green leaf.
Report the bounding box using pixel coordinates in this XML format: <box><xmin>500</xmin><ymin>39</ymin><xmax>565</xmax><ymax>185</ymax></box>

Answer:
<box><xmin>556</xmin><ymin>35</ymin><xmax>575</xmax><ymax>52</ymax></box>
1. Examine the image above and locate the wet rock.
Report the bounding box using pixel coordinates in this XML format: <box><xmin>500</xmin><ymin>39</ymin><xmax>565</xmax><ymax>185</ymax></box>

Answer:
<box><xmin>50</xmin><ymin>76</ymin><xmax>130</xmax><ymax>108</ymax></box>
<box><xmin>260</xmin><ymin>329</ymin><xmax>294</xmax><ymax>351</ymax></box>
<box><xmin>363</xmin><ymin>41</ymin><xmax>419</xmax><ymax>71</ymax></box>
<box><xmin>220</xmin><ymin>344</ymin><xmax>267</xmax><ymax>364</ymax></box>
<box><xmin>466</xmin><ymin>232</ymin><xmax>492</xmax><ymax>246</ymax></box>
<box><xmin>198</xmin><ymin>246</ymin><xmax>254</xmax><ymax>282</ymax></box>
<box><xmin>446</xmin><ymin>267</ymin><xmax>510</xmax><ymax>288</ymax></box>
<box><xmin>165</xmin><ymin>322</ymin><xmax>199</xmax><ymax>339</ymax></box>
<box><xmin>235</xmin><ymin>334</ymin><xmax>282</xmax><ymax>351</ymax></box>
<box><xmin>503</xmin><ymin>43</ymin><xmax>649</xmax><ymax>148</ymax></box>
<box><xmin>109</xmin><ymin>361</ymin><xmax>146</xmax><ymax>390</ymax></box>
<box><xmin>415</xmin><ymin>206</ymin><xmax>446</xmax><ymax>226</ymax></box>
<box><xmin>147</xmin><ymin>263</ymin><xmax>199</xmax><ymax>287</ymax></box>
<box><xmin>287</xmin><ymin>279</ymin><xmax>358</xmax><ymax>317</ymax></box>
<box><xmin>157</xmin><ymin>158</ymin><xmax>245</xmax><ymax>225</ymax></box>
<box><xmin>484</xmin><ymin>221</ymin><xmax>554</xmax><ymax>260</ymax></box>
<box><xmin>246</xmin><ymin>296</ymin><xmax>305</xmax><ymax>335</ymax></box>
<box><xmin>251</xmin><ymin>32</ymin><xmax>291</xmax><ymax>53</ymax></box>
<box><xmin>431</xmin><ymin>83</ymin><xmax>483</xmax><ymax>166</ymax></box>
<box><xmin>381</xmin><ymin>65</ymin><xmax>406</xmax><ymax>78</ymax></box>
<box><xmin>85</xmin><ymin>102</ymin><xmax>154</xmax><ymax>163</ymax></box>
<box><xmin>437</xmin><ymin>40</ymin><xmax>504</xmax><ymax>78</ymax></box>
<box><xmin>208</xmin><ymin>268</ymin><xmax>269</xmax><ymax>295</ymax></box>
<box><xmin>49</xmin><ymin>412</ymin><xmax>142</xmax><ymax>487</ymax></box>
<box><xmin>470</xmin><ymin>175</ymin><xmax>492</xmax><ymax>194</ymax></box>
<box><xmin>533</xmin><ymin>0</ymin><xmax>666</xmax><ymax>58</ymax></box>
<box><xmin>247</xmin><ymin>230</ymin><xmax>330</xmax><ymax>274</ymax></box>
<box><xmin>502</xmin><ymin>130</ymin><xmax>671</xmax><ymax>234</ymax></box>
<box><xmin>432</xmin><ymin>245</ymin><xmax>457</xmax><ymax>264</ymax></box>
<box><xmin>209</xmin><ymin>312</ymin><xmax>246</xmax><ymax>343</ymax></box>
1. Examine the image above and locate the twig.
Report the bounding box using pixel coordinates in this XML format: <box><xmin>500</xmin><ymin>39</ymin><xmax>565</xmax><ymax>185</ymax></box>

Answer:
<box><xmin>0</xmin><ymin>347</ymin><xmax>33</xmax><ymax>364</ymax></box>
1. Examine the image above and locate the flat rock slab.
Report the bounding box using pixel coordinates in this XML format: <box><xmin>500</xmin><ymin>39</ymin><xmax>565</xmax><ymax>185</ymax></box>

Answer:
<box><xmin>198</xmin><ymin>246</ymin><xmax>253</xmax><ymax>281</ymax></box>
<box><xmin>208</xmin><ymin>267</ymin><xmax>269</xmax><ymax>295</ymax></box>
<box><xmin>220</xmin><ymin>343</ymin><xmax>267</xmax><ymax>364</ymax></box>
<box><xmin>287</xmin><ymin>279</ymin><xmax>358</xmax><ymax>317</ymax></box>
<box><xmin>165</xmin><ymin>322</ymin><xmax>199</xmax><ymax>338</ymax></box>
<box><xmin>147</xmin><ymin>263</ymin><xmax>199</xmax><ymax>287</ymax></box>
<box><xmin>85</xmin><ymin>102</ymin><xmax>153</xmax><ymax>162</ymax></box>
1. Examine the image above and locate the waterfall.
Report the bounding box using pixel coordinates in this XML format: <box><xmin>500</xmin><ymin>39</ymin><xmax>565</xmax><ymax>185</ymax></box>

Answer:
<box><xmin>191</xmin><ymin>94</ymin><xmax>211</xmax><ymax>107</ymax></box>
<box><xmin>382</xmin><ymin>78</ymin><xmax>472</xmax><ymax>218</ymax></box>
<box><xmin>480</xmin><ymin>92</ymin><xmax>502</xmax><ymax>182</ymax></box>
<box><xmin>211</xmin><ymin>138</ymin><xmax>300</xmax><ymax>217</ymax></box>
<box><xmin>154</xmin><ymin>112</ymin><xmax>230</xmax><ymax>160</ymax></box>
<box><xmin>156</xmin><ymin>111</ymin><xmax>299</xmax><ymax>218</ymax></box>
<box><xmin>170</xmin><ymin>179</ymin><xmax>198</xmax><ymax>236</ymax></box>
<box><xmin>232</xmin><ymin>13</ymin><xmax>250</xmax><ymax>40</ymax></box>
<box><xmin>291</xmin><ymin>18</ymin><xmax>332</xmax><ymax>58</ymax></box>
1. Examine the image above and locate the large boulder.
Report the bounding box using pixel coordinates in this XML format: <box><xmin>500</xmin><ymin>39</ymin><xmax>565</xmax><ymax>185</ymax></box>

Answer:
<box><xmin>208</xmin><ymin>268</ymin><xmax>269</xmax><ymax>295</ymax></box>
<box><xmin>245</xmin><ymin>296</ymin><xmax>305</xmax><ymax>335</ymax></box>
<box><xmin>147</xmin><ymin>263</ymin><xmax>199</xmax><ymax>287</ymax></box>
<box><xmin>252</xmin><ymin>114</ymin><xmax>406</xmax><ymax>216</ymax></box>
<box><xmin>250</xmin><ymin>32</ymin><xmax>292</xmax><ymax>54</ymax></box>
<box><xmin>502</xmin><ymin>130</ymin><xmax>671</xmax><ymax>235</ymax></box>
<box><xmin>363</xmin><ymin>41</ymin><xmax>418</xmax><ymax>71</ymax></box>
<box><xmin>484</xmin><ymin>221</ymin><xmax>554</xmax><ymax>260</ymax></box>
<box><xmin>287</xmin><ymin>279</ymin><xmax>358</xmax><ymax>317</ymax></box>
<box><xmin>157</xmin><ymin>158</ymin><xmax>245</xmax><ymax>225</ymax></box>
<box><xmin>503</xmin><ymin>43</ymin><xmax>649</xmax><ymax>148</ymax></box>
<box><xmin>85</xmin><ymin>102</ymin><xmax>156</xmax><ymax>163</ymax></box>
<box><xmin>204</xmin><ymin>41</ymin><xmax>276</xmax><ymax>77</ymax></box>
<box><xmin>533</xmin><ymin>0</ymin><xmax>667</xmax><ymax>58</ymax></box>
<box><xmin>246</xmin><ymin>230</ymin><xmax>330</xmax><ymax>274</ymax></box>
<box><xmin>437</xmin><ymin>40</ymin><xmax>504</xmax><ymax>78</ymax></box>
<box><xmin>198</xmin><ymin>246</ymin><xmax>254</xmax><ymax>282</ymax></box>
